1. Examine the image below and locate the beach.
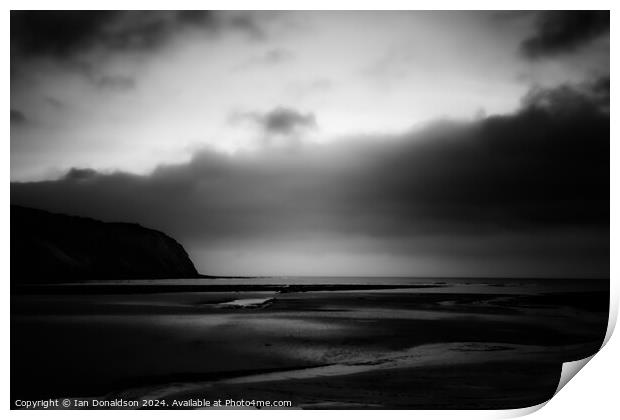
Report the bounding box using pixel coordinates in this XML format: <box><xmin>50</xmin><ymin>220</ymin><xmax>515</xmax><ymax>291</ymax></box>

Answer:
<box><xmin>11</xmin><ymin>278</ymin><xmax>608</xmax><ymax>409</ymax></box>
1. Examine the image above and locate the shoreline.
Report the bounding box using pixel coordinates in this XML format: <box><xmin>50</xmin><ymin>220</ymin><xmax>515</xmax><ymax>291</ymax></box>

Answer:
<box><xmin>11</xmin><ymin>283</ymin><xmax>446</xmax><ymax>295</ymax></box>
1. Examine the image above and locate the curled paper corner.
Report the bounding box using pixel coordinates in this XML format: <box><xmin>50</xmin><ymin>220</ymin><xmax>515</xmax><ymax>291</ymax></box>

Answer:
<box><xmin>495</xmin><ymin>401</ymin><xmax>548</xmax><ymax>419</ymax></box>
<box><xmin>498</xmin><ymin>356</ymin><xmax>597</xmax><ymax>419</ymax></box>
<box><xmin>554</xmin><ymin>355</ymin><xmax>595</xmax><ymax>396</ymax></box>
<box><xmin>516</xmin><ymin>292</ymin><xmax>616</xmax><ymax>416</ymax></box>
<box><xmin>551</xmin><ymin>291</ymin><xmax>615</xmax><ymax>399</ymax></box>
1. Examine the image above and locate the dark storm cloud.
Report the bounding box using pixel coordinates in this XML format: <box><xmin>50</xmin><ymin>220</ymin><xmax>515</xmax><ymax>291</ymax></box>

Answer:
<box><xmin>10</xmin><ymin>10</ymin><xmax>259</xmax><ymax>58</ymax></box>
<box><xmin>10</xmin><ymin>11</ymin><xmax>267</xmax><ymax>92</ymax></box>
<box><xmin>10</xmin><ymin>10</ymin><xmax>120</xmax><ymax>57</ymax></box>
<box><xmin>521</xmin><ymin>76</ymin><xmax>610</xmax><ymax>114</ymax></box>
<box><xmin>521</xmin><ymin>11</ymin><xmax>609</xmax><ymax>59</ymax></box>
<box><xmin>232</xmin><ymin>107</ymin><xmax>317</xmax><ymax>136</ymax></box>
<box><xmin>11</xmin><ymin>77</ymin><xmax>609</xmax><ymax>274</ymax></box>
<box><xmin>10</xmin><ymin>109</ymin><xmax>27</xmax><ymax>125</ymax></box>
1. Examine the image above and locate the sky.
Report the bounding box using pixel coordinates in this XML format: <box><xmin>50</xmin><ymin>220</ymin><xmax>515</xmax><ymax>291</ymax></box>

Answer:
<box><xmin>10</xmin><ymin>11</ymin><xmax>610</xmax><ymax>277</ymax></box>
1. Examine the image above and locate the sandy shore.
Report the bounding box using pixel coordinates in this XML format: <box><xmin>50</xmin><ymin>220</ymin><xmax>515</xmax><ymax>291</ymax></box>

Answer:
<box><xmin>11</xmin><ymin>281</ymin><xmax>608</xmax><ymax>409</ymax></box>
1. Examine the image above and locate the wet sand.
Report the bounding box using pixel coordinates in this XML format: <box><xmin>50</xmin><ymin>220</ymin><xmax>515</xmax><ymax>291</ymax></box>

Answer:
<box><xmin>11</xmin><ymin>280</ymin><xmax>608</xmax><ymax>409</ymax></box>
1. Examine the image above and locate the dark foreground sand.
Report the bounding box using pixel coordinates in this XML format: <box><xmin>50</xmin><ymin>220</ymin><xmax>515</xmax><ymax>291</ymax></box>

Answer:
<box><xmin>11</xmin><ymin>280</ymin><xmax>608</xmax><ymax>409</ymax></box>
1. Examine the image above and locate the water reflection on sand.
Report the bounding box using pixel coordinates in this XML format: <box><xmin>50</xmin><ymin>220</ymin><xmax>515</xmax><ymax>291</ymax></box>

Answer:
<box><xmin>11</xmin><ymin>277</ymin><xmax>608</xmax><ymax>409</ymax></box>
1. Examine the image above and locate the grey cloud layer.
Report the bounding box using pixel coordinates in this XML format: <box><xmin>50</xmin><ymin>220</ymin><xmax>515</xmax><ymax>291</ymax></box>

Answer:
<box><xmin>10</xmin><ymin>11</ymin><xmax>260</xmax><ymax>58</ymax></box>
<box><xmin>11</xmin><ymin>78</ymin><xmax>609</xmax><ymax>276</ymax></box>
<box><xmin>521</xmin><ymin>11</ymin><xmax>609</xmax><ymax>59</ymax></box>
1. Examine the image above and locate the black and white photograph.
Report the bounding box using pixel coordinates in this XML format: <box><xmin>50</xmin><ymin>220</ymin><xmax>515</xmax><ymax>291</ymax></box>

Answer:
<box><xmin>9</xmin><ymin>8</ymin><xmax>610</xmax><ymax>410</ymax></box>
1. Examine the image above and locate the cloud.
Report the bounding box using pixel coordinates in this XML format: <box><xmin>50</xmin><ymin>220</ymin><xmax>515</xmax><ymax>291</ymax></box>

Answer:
<box><xmin>520</xmin><ymin>11</ymin><xmax>609</xmax><ymax>59</ymax></box>
<box><xmin>521</xmin><ymin>76</ymin><xmax>610</xmax><ymax>114</ymax></box>
<box><xmin>261</xmin><ymin>107</ymin><xmax>316</xmax><ymax>135</ymax></box>
<box><xmin>10</xmin><ymin>10</ymin><xmax>120</xmax><ymax>57</ymax></box>
<box><xmin>11</xmin><ymin>77</ymin><xmax>609</xmax><ymax>277</ymax></box>
<box><xmin>10</xmin><ymin>11</ymin><xmax>261</xmax><ymax>59</ymax></box>
<box><xmin>53</xmin><ymin>60</ymin><xmax>138</xmax><ymax>92</ymax></box>
<box><xmin>11</xmin><ymin>109</ymin><xmax>27</xmax><ymax>125</ymax></box>
<box><xmin>10</xmin><ymin>11</ymin><xmax>268</xmax><ymax>93</ymax></box>
<box><xmin>231</xmin><ymin>106</ymin><xmax>317</xmax><ymax>137</ymax></box>
<box><xmin>226</xmin><ymin>13</ymin><xmax>266</xmax><ymax>40</ymax></box>
<box><xmin>63</xmin><ymin>168</ymin><xmax>99</xmax><ymax>181</ymax></box>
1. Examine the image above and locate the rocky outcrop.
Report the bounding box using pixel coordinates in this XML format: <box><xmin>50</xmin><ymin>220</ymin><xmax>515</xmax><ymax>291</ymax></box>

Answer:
<box><xmin>11</xmin><ymin>206</ymin><xmax>199</xmax><ymax>284</ymax></box>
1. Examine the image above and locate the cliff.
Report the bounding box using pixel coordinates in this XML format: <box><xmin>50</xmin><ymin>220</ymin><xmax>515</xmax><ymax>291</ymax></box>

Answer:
<box><xmin>11</xmin><ymin>206</ymin><xmax>199</xmax><ymax>284</ymax></box>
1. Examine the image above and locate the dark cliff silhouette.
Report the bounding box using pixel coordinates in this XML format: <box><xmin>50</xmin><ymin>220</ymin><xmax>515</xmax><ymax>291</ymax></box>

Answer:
<box><xmin>11</xmin><ymin>206</ymin><xmax>199</xmax><ymax>284</ymax></box>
